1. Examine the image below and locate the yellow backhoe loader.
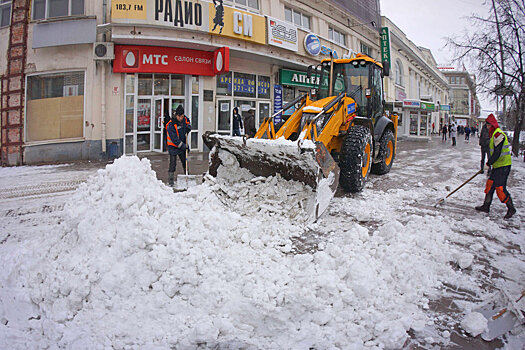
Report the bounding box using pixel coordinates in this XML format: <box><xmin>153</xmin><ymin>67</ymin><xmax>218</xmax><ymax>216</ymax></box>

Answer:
<box><xmin>203</xmin><ymin>54</ymin><xmax>398</xmax><ymax>220</ymax></box>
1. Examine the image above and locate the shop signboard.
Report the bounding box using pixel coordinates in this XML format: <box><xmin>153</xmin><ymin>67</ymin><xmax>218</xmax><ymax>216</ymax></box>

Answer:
<box><xmin>112</xmin><ymin>0</ymin><xmax>209</xmax><ymax>32</ymax></box>
<box><xmin>304</xmin><ymin>33</ymin><xmax>340</xmax><ymax>58</ymax></box>
<box><xmin>267</xmin><ymin>16</ymin><xmax>298</xmax><ymax>52</ymax></box>
<box><xmin>440</xmin><ymin>104</ymin><xmax>451</xmax><ymax>111</ymax></box>
<box><xmin>403</xmin><ymin>100</ymin><xmax>420</xmax><ymax>108</ymax></box>
<box><xmin>380</xmin><ymin>27</ymin><xmax>391</xmax><ymax>65</ymax></box>
<box><xmin>233</xmin><ymin>74</ymin><xmax>256</xmax><ymax>96</ymax></box>
<box><xmin>274</xmin><ymin>85</ymin><xmax>283</xmax><ymax>124</ymax></box>
<box><xmin>420</xmin><ymin>102</ymin><xmax>435</xmax><ymax>111</ymax></box>
<box><xmin>209</xmin><ymin>2</ymin><xmax>266</xmax><ymax>45</ymax></box>
<box><xmin>111</xmin><ymin>0</ymin><xmax>265</xmax><ymax>45</ymax></box>
<box><xmin>279</xmin><ymin>69</ymin><xmax>319</xmax><ymax>88</ymax></box>
<box><xmin>113</xmin><ymin>45</ymin><xmax>229</xmax><ymax>76</ymax></box>
<box><xmin>395</xmin><ymin>88</ymin><xmax>406</xmax><ymax>101</ymax></box>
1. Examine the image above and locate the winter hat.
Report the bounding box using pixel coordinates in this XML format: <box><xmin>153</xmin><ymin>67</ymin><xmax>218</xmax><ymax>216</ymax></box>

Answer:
<box><xmin>233</xmin><ymin>107</ymin><xmax>239</xmax><ymax>114</ymax></box>
<box><xmin>175</xmin><ymin>105</ymin><xmax>184</xmax><ymax>116</ymax></box>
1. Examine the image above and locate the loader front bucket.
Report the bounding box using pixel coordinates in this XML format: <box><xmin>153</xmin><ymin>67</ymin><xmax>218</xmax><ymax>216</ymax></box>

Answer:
<box><xmin>203</xmin><ymin>132</ymin><xmax>339</xmax><ymax>221</ymax></box>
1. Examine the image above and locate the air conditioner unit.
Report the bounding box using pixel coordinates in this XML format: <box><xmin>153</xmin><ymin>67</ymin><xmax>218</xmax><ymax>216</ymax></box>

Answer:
<box><xmin>93</xmin><ymin>42</ymin><xmax>114</xmax><ymax>60</ymax></box>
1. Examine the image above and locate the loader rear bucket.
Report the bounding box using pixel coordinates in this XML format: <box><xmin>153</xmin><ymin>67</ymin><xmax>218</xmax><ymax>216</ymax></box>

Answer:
<box><xmin>203</xmin><ymin>132</ymin><xmax>339</xmax><ymax>221</ymax></box>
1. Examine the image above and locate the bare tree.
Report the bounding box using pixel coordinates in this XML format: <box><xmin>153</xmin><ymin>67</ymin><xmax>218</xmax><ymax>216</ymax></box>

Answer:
<box><xmin>448</xmin><ymin>0</ymin><xmax>525</xmax><ymax>157</ymax></box>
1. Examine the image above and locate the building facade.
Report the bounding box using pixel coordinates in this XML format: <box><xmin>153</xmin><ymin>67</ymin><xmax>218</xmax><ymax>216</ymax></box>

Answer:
<box><xmin>381</xmin><ymin>17</ymin><xmax>449</xmax><ymax>140</ymax></box>
<box><xmin>438</xmin><ymin>67</ymin><xmax>481</xmax><ymax>127</ymax></box>
<box><xmin>0</xmin><ymin>0</ymin><xmax>386</xmax><ymax>165</ymax></box>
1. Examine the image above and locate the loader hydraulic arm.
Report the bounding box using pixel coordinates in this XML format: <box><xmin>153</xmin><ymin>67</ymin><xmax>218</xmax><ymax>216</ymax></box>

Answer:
<box><xmin>255</xmin><ymin>93</ymin><xmax>308</xmax><ymax>140</ymax></box>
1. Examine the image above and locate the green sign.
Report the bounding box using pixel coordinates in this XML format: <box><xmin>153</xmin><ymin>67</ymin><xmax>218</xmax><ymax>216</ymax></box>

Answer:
<box><xmin>380</xmin><ymin>27</ymin><xmax>391</xmax><ymax>64</ymax></box>
<box><xmin>420</xmin><ymin>102</ymin><xmax>435</xmax><ymax>111</ymax></box>
<box><xmin>280</xmin><ymin>69</ymin><xmax>319</xmax><ymax>88</ymax></box>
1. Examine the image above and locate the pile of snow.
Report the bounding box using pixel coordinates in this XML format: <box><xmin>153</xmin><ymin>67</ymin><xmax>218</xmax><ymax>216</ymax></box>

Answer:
<box><xmin>209</xmin><ymin>150</ymin><xmax>314</xmax><ymax>222</ymax></box>
<box><xmin>0</xmin><ymin>155</ymin><xmax>485</xmax><ymax>348</ymax></box>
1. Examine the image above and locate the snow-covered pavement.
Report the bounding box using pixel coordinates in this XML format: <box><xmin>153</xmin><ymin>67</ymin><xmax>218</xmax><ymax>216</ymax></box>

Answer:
<box><xmin>0</xmin><ymin>137</ymin><xmax>523</xmax><ymax>349</ymax></box>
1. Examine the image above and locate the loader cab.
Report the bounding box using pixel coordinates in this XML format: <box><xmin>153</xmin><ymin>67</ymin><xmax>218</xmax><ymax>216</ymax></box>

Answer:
<box><xmin>316</xmin><ymin>56</ymin><xmax>384</xmax><ymax>121</ymax></box>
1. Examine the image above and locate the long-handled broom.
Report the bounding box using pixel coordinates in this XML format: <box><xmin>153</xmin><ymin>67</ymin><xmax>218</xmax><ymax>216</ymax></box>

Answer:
<box><xmin>435</xmin><ymin>169</ymin><xmax>483</xmax><ymax>206</ymax></box>
<box><xmin>176</xmin><ymin>147</ymin><xmax>203</xmax><ymax>190</ymax></box>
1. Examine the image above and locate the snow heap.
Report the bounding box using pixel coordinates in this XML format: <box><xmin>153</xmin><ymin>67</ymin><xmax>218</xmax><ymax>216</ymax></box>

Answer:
<box><xmin>1</xmin><ymin>155</ymin><xmax>471</xmax><ymax>349</ymax></box>
<box><xmin>461</xmin><ymin>312</ymin><xmax>488</xmax><ymax>337</ymax></box>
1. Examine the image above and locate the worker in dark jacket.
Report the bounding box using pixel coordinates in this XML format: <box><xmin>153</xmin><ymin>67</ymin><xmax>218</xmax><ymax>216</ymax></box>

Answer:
<box><xmin>232</xmin><ymin>107</ymin><xmax>243</xmax><ymax>136</ymax></box>
<box><xmin>166</xmin><ymin>105</ymin><xmax>191</xmax><ymax>186</ymax></box>
<box><xmin>244</xmin><ymin>108</ymin><xmax>257</xmax><ymax>138</ymax></box>
<box><xmin>475</xmin><ymin>114</ymin><xmax>516</xmax><ymax>219</ymax></box>
<box><xmin>479</xmin><ymin>122</ymin><xmax>490</xmax><ymax>173</ymax></box>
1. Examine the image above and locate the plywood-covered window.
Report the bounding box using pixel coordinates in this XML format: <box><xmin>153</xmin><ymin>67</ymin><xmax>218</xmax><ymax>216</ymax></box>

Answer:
<box><xmin>26</xmin><ymin>71</ymin><xmax>84</xmax><ymax>142</ymax></box>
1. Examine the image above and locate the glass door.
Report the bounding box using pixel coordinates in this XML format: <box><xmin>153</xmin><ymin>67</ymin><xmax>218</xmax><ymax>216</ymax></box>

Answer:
<box><xmin>258</xmin><ymin>101</ymin><xmax>270</xmax><ymax>127</ymax></box>
<box><xmin>217</xmin><ymin>99</ymin><xmax>232</xmax><ymax>135</ymax></box>
<box><xmin>153</xmin><ymin>98</ymin><xmax>164</xmax><ymax>152</ymax></box>
<box><xmin>137</xmin><ymin>98</ymin><xmax>152</xmax><ymax>151</ymax></box>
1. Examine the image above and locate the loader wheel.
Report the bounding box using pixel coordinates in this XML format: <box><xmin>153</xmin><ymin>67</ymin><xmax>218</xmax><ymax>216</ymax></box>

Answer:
<box><xmin>339</xmin><ymin>125</ymin><xmax>372</xmax><ymax>192</ymax></box>
<box><xmin>371</xmin><ymin>129</ymin><xmax>395</xmax><ymax>175</ymax></box>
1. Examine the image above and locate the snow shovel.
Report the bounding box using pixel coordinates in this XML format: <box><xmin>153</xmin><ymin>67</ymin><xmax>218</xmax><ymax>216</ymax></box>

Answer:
<box><xmin>476</xmin><ymin>288</ymin><xmax>525</xmax><ymax>341</ymax></box>
<box><xmin>176</xmin><ymin>147</ymin><xmax>203</xmax><ymax>190</ymax></box>
<box><xmin>435</xmin><ymin>169</ymin><xmax>483</xmax><ymax>206</ymax></box>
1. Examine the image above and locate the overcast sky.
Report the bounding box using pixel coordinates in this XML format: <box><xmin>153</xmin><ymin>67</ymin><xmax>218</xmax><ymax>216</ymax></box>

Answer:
<box><xmin>379</xmin><ymin>0</ymin><xmax>495</xmax><ymax>109</ymax></box>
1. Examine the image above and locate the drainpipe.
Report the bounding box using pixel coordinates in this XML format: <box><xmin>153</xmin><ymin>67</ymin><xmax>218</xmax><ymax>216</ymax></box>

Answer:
<box><xmin>101</xmin><ymin>0</ymin><xmax>108</xmax><ymax>154</ymax></box>
<box><xmin>101</xmin><ymin>62</ymin><xmax>107</xmax><ymax>154</ymax></box>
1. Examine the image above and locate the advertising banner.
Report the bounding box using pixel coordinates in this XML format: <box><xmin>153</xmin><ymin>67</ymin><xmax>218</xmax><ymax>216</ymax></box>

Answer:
<box><xmin>267</xmin><ymin>17</ymin><xmax>298</xmax><ymax>52</ymax></box>
<box><xmin>420</xmin><ymin>102</ymin><xmax>435</xmax><ymax>111</ymax></box>
<box><xmin>111</xmin><ymin>0</ymin><xmax>210</xmax><ymax>32</ymax></box>
<box><xmin>113</xmin><ymin>45</ymin><xmax>229</xmax><ymax>76</ymax></box>
<box><xmin>274</xmin><ymin>84</ymin><xmax>283</xmax><ymax>124</ymax></box>
<box><xmin>209</xmin><ymin>2</ymin><xmax>266</xmax><ymax>45</ymax></box>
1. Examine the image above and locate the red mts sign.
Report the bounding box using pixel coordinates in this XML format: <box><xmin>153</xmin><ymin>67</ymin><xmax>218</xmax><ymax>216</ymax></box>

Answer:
<box><xmin>113</xmin><ymin>45</ymin><xmax>229</xmax><ymax>76</ymax></box>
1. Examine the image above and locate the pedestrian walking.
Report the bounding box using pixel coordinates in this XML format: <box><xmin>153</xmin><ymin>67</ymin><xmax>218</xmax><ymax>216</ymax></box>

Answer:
<box><xmin>450</xmin><ymin>123</ymin><xmax>457</xmax><ymax>146</ymax></box>
<box><xmin>244</xmin><ymin>108</ymin><xmax>257</xmax><ymax>138</ymax></box>
<box><xmin>432</xmin><ymin>122</ymin><xmax>435</xmax><ymax>134</ymax></box>
<box><xmin>479</xmin><ymin>123</ymin><xmax>490</xmax><ymax>173</ymax></box>
<box><xmin>465</xmin><ymin>125</ymin><xmax>471</xmax><ymax>141</ymax></box>
<box><xmin>442</xmin><ymin>124</ymin><xmax>448</xmax><ymax>141</ymax></box>
<box><xmin>232</xmin><ymin>107</ymin><xmax>243</xmax><ymax>136</ymax></box>
<box><xmin>448</xmin><ymin>123</ymin><xmax>452</xmax><ymax>139</ymax></box>
<box><xmin>475</xmin><ymin>114</ymin><xmax>516</xmax><ymax>219</ymax></box>
<box><xmin>166</xmin><ymin>105</ymin><xmax>191</xmax><ymax>187</ymax></box>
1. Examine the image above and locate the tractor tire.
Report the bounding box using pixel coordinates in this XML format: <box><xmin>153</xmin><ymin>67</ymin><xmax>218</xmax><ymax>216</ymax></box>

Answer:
<box><xmin>371</xmin><ymin>129</ymin><xmax>395</xmax><ymax>175</ymax></box>
<box><xmin>339</xmin><ymin>125</ymin><xmax>373</xmax><ymax>192</ymax></box>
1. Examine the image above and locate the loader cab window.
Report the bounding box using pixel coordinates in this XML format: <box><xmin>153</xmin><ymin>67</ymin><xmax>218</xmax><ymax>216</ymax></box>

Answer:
<box><xmin>370</xmin><ymin>65</ymin><xmax>384</xmax><ymax>120</ymax></box>
<box><xmin>318</xmin><ymin>61</ymin><xmax>369</xmax><ymax>116</ymax></box>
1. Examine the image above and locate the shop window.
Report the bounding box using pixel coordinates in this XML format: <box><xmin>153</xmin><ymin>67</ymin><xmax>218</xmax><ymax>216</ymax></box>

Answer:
<box><xmin>329</xmin><ymin>27</ymin><xmax>346</xmax><ymax>46</ymax></box>
<box><xmin>257</xmin><ymin>75</ymin><xmax>270</xmax><ymax>99</ymax></box>
<box><xmin>26</xmin><ymin>71</ymin><xmax>84</xmax><ymax>142</ymax></box>
<box><xmin>233</xmin><ymin>72</ymin><xmax>256</xmax><ymax>98</ymax></box>
<box><xmin>170</xmin><ymin>75</ymin><xmax>185</xmax><ymax>96</ymax></box>
<box><xmin>138</xmin><ymin>74</ymin><xmax>152</xmax><ymax>95</ymax></box>
<box><xmin>217</xmin><ymin>72</ymin><xmax>232</xmax><ymax>96</ymax></box>
<box><xmin>137</xmin><ymin>99</ymin><xmax>151</xmax><ymax>132</ymax></box>
<box><xmin>284</xmin><ymin>6</ymin><xmax>310</xmax><ymax>30</ymax></box>
<box><xmin>409</xmin><ymin>111</ymin><xmax>418</xmax><ymax>135</ymax></box>
<box><xmin>33</xmin><ymin>0</ymin><xmax>84</xmax><ymax>20</ymax></box>
<box><xmin>125</xmin><ymin>95</ymin><xmax>134</xmax><ymax>133</ymax></box>
<box><xmin>153</xmin><ymin>74</ymin><xmax>169</xmax><ymax>95</ymax></box>
<box><xmin>192</xmin><ymin>76</ymin><xmax>199</xmax><ymax>94</ymax></box>
<box><xmin>125</xmin><ymin>75</ymin><xmax>135</xmax><ymax>94</ymax></box>
<box><xmin>360</xmin><ymin>42</ymin><xmax>371</xmax><ymax>56</ymax></box>
<box><xmin>0</xmin><ymin>0</ymin><xmax>11</xmax><ymax>27</ymax></box>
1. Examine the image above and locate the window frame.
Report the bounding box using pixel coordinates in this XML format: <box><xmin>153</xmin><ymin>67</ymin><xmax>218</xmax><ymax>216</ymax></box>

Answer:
<box><xmin>284</xmin><ymin>6</ymin><xmax>311</xmax><ymax>30</ymax></box>
<box><xmin>395</xmin><ymin>59</ymin><xmax>404</xmax><ymax>86</ymax></box>
<box><xmin>32</xmin><ymin>0</ymin><xmax>84</xmax><ymax>21</ymax></box>
<box><xmin>360</xmin><ymin>42</ymin><xmax>371</xmax><ymax>57</ymax></box>
<box><xmin>24</xmin><ymin>69</ymin><xmax>87</xmax><ymax>143</ymax></box>
<box><xmin>329</xmin><ymin>26</ymin><xmax>346</xmax><ymax>46</ymax></box>
<box><xmin>224</xmin><ymin>0</ymin><xmax>259</xmax><ymax>12</ymax></box>
<box><xmin>0</xmin><ymin>0</ymin><xmax>11</xmax><ymax>27</ymax></box>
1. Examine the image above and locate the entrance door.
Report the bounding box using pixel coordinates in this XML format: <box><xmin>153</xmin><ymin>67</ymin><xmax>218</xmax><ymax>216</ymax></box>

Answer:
<box><xmin>258</xmin><ymin>101</ymin><xmax>270</xmax><ymax>127</ymax></box>
<box><xmin>153</xmin><ymin>98</ymin><xmax>164</xmax><ymax>152</ymax></box>
<box><xmin>217</xmin><ymin>99</ymin><xmax>232</xmax><ymax>135</ymax></box>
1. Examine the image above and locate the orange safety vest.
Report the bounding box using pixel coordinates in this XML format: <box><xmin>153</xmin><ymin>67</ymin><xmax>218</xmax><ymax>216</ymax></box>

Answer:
<box><xmin>165</xmin><ymin>120</ymin><xmax>180</xmax><ymax>147</ymax></box>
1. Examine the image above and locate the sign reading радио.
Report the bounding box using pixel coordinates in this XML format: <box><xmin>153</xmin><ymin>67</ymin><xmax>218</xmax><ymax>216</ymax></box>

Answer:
<box><xmin>112</xmin><ymin>0</ymin><xmax>266</xmax><ymax>45</ymax></box>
